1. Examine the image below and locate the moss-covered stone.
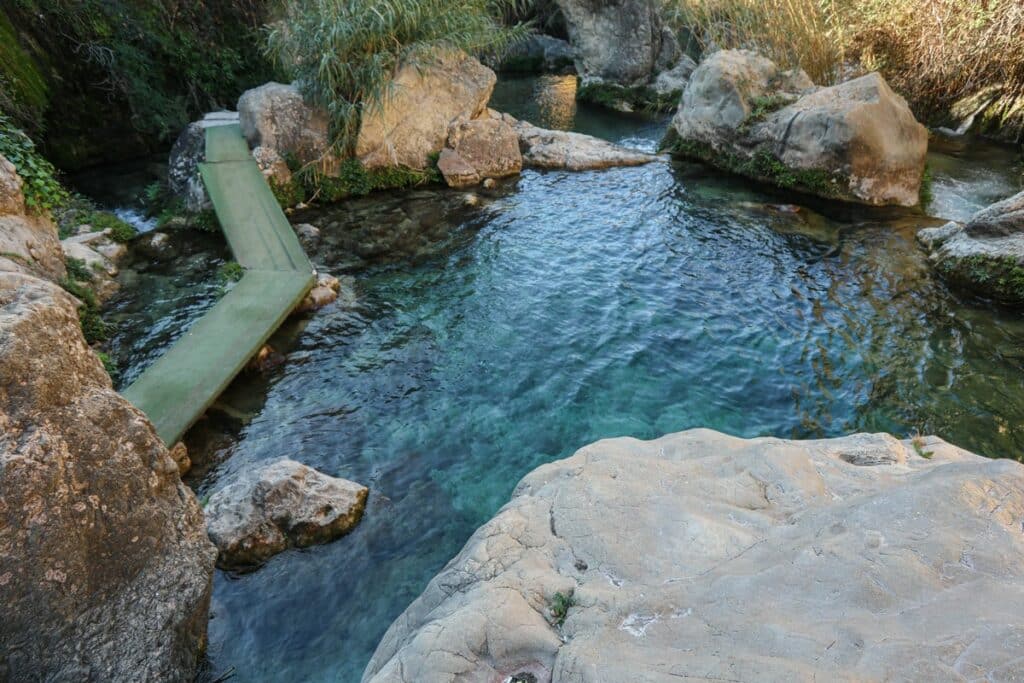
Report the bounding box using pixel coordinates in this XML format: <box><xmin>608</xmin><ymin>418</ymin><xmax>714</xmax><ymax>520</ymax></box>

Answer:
<box><xmin>935</xmin><ymin>254</ymin><xmax>1024</xmax><ymax>307</ymax></box>
<box><xmin>669</xmin><ymin>137</ymin><xmax>847</xmax><ymax>201</ymax></box>
<box><xmin>577</xmin><ymin>81</ymin><xmax>678</xmax><ymax>113</ymax></box>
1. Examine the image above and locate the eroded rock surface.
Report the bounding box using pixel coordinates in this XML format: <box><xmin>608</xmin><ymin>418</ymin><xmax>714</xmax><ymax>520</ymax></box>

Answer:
<box><xmin>239</xmin><ymin>83</ymin><xmax>332</xmax><ymax>169</ymax></box>
<box><xmin>364</xmin><ymin>429</ymin><xmax>1024</xmax><ymax>682</ymax></box>
<box><xmin>205</xmin><ymin>458</ymin><xmax>368</xmax><ymax>568</ymax></box>
<box><xmin>555</xmin><ymin>0</ymin><xmax>677</xmax><ymax>86</ymax></box>
<box><xmin>497</xmin><ymin>112</ymin><xmax>656</xmax><ymax>171</ymax></box>
<box><xmin>0</xmin><ymin>272</ymin><xmax>216</xmax><ymax>681</ymax></box>
<box><xmin>918</xmin><ymin>190</ymin><xmax>1024</xmax><ymax>305</ymax></box>
<box><xmin>438</xmin><ymin>118</ymin><xmax>523</xmax><ymax>188</ymax></box>
<box><xmin>357</xmin><ymin>50</ymin><xmax>496</xmax><ymax>170</ymax></box>
<box><xmin>167</xmin><ymin>111</ymin><xmax>240</xmax><ymax>212</ymax></box>
<box><xmin>0</xmin><ymin>155</ymin><xmax>65</xmax><ymax>281</ymax></box>
<box><xmin>671</xmin><ymin>50</ymin><xmax>929</xmax><ymax>206</ymax></box>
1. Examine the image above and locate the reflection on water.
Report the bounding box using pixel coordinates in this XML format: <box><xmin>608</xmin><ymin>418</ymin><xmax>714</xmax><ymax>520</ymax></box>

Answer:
<box><xmin>102</xmin><ymin>78</ymin><xmax>1024</xmax><ymax>683</ymax></box>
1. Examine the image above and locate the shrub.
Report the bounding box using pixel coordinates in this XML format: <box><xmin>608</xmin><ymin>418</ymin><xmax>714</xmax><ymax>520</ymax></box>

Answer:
<box><xmin>265</xmin><ymin>0</ymin><xmax>528</xmax><ymax>154</ymax></box>
<box><xmin>0</xmin><ymin>113</ymin><xmax>69</xmax><ymax>212</ymax></box>
<box><xmin>662</xmin><ymin>0</ymin><xmax>1024</xmax><ymax>127</ymax></box>
<box><xmin>87</xmin><ymin>211</ymin><xmax>137</xmax><ymax>243</ymax></box>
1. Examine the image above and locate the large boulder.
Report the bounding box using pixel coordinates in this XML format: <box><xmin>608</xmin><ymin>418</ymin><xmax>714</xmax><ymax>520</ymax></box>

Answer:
<box><xmin>0</xmin><ymin>271</ymin><xmax>216</xmax><ymax>680</ymax></box>
<box><xmin>918</xmin><ymin>190</ymin><xmax>1024</xmax><ymax>305</ymax></box>
<box><xmin>364</xmin><ymin>429</ymin><xmax>1024</xmax><ymax>682</ymax></box>
<box><xmin>670</xmin><ymin>50</ymin><xmax>929</xmax><ymax>207</ymax></box>
<box><xmin>438</xmin><ymin>118</ymin><xmax>523</xmax><ymax>188</ymax></box>
<box><xmin>0</xmin><ymin>155</ymin><xmax>65</xmax><ymax>281</ymax></box>
<box><xmin>238</xmin><ymin>83</ymin><xmax>332</xmax><ymax>168</ymax></box>
<box><xmin>555</xmin><ymin>0</ymin><xmax>678</xmax><ymax>86</ymax></box>
<box><xmin>356</xmin><ymin>50</ymin><xmax>497</xmax><ymax>170</ymax></box>
<box><xmin>205</xmin><ymin>458</ymin><xmax>368</xmax><ymax>569</ymax></box>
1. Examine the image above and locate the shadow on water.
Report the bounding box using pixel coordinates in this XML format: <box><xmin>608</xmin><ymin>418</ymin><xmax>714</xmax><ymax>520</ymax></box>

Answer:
<box><xmin>95</xmin><ymin>77</ymin><xmax>1024</xmax><ymax>683</ymax></box>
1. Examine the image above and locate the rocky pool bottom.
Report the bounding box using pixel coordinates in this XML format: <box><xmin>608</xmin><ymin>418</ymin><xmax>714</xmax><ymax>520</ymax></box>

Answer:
<box><xmin>92</xmin><ymin>77</ymin><xmax>1024</xmax><ymax>682</ymax></box>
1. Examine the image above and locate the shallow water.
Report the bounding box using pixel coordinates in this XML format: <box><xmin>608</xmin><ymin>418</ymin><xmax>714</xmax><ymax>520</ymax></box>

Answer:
<box><xmin>102</xmin><ymin>76</ymin><xmax>1024</xmax><ymax>682</ymax></box>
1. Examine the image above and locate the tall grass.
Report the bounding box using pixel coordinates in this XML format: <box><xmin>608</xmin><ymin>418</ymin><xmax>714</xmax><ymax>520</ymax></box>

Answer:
<box><xmin>665</xmin><ymin>0</ymin><xmax>1024</xmax><ymax>130</ymax></box>
<box><xmin>266</xmin><ymin>0</ymin><xmax>528</xmax><ymax>154</ymax></box>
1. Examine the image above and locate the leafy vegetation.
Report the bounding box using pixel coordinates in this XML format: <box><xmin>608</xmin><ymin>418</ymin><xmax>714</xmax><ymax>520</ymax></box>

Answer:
<box><xmin>218</xmin><ymin>261</ymin><xmax>245</xmax><ymax>284</ymax></box>
<box><xmin>577</xmin><ymin>81</ymin><xmax>680</xmax><ymax>113</ymax></box>
<box><xmin>936</xmin><ymin>253</ymin><xmax>1024</xmax><ymax>307</ymax></box>
<box><xmin>0</xmin><ymin>113</ymin><xmax>69</xmax><ymax>212</ymax></box>
<box><xmin>661</xmin><ymin>0</ymin><xmax>1024</xmax><ymax>130</ymax></box>
<box><xmin>549</xmin><ymin>591</ymin><xmax>576</xmax><ymax>626</ymax></box>
<box><xmin>265</xmin><ymin>0</ymin><xmax>528</xmax><ymax>154</ymax></box>
<box><xmin>2</xmin><ymin>1</ymin><xmax>277</xmax><ymax>166</ymax></box>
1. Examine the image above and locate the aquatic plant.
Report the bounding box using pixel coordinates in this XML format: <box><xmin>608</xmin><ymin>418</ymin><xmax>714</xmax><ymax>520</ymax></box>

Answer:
<box><xmin>218</xmin><ymin>261</ymin><xmax>245</xmax><ymax>285</ymax></box>
<box><xmin>265</xmin><ymin>0</ymin><xmax>529</xmax><ymax>154</ymax></box>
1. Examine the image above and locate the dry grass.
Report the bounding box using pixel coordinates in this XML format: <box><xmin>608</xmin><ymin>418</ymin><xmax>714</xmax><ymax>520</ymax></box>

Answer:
<box><xmin>665</xmin><ymin>0</ymin><xmax>1024</xmax><ymax>130</ymax></box>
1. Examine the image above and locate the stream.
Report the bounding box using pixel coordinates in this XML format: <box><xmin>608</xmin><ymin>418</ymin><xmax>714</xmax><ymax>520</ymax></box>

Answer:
<box><xmin>86</xmin><ymin>75</ymin><xmax>1023</xmax><ymax>682</ymax></box>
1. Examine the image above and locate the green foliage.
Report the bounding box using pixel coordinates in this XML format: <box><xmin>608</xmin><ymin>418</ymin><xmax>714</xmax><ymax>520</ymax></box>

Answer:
<box><xmin>911</xmin><ymin>435</ymin><xmax>934</xmax><ymax>459</ymax></box>
<box><xmin>2</xmin><ymin>1</ymin><xmax>276</xmax><ymax>155</ymax></box>
<box><xmin>739</xmin><ymin>94</ymin><xmax>793</xmax><ymax>133</ymax></box>
<box><xmin>191</xmin><ymin>210</ymin><xmax>221</xmax><ymax>234</ymax></box>
<box><xmin>549</xmin><ymin>591</ymin><xmax>576</xmax><ymax>626</ymax></box>
<box><xmin>84</xmin><ymin>211</ymin><xmax>137</xmax><ymax>243</ymax></box>
<box><xmin>266</xmin><ymin>0</ymin><xmax>528</xmax><ymax>153</ymax></box>
<box><xmin>218</xmin><ymin>261</ymin><xmax>244</xmax><ymax>284</ymax></box>
<box><xmin>59</xmin><ymin>274</ymin><xmax>114</xmax><ymax>343</ymax></box>
<box><xmin>302</xmin><ymin>157</ymin><xmax>441</xmax><ymax>203</ymax></box>
<box><xmin>96</xmin><ymin>351</ymin><xmax>119</xmax><ymax>380</ymax></box>
<box><xmin>0</xmin><ymin>9</ymin><xmax>48</xmax><ymax>122</ymax></box>
<box><xmin>919</xmin><ymin>164</ymin><xmax>934</xmax><ymax>209</ymax></box>
<box><xmin>65</xmin><ymin>256</ymin><xmax>94</xmax><ymax>283</ymax></box>
<box><xmin>270</xmin><ymin>178</ymin><xmax>307</xmax><ymax>209</ymax></box>
<box><xmin>0</xmin><ymin>113</ymin><xmax>69</xmax><ymax>212</ymax></box>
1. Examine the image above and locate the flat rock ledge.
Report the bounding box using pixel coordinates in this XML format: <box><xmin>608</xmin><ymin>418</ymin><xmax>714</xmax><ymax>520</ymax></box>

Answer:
<box><xmin>205</xmin><ymin>458</ymin><xmax>368</xmax><ymax>569</ymax></box>
<box><xmin>918</xmin><ymin>189</ymin><xmax>1024</xmax><ymax>306</ymax></box>
<box><xmin>364</xmin><ymin>429</ymin><xmax>1024</xmax><ymax>682</ymax></box>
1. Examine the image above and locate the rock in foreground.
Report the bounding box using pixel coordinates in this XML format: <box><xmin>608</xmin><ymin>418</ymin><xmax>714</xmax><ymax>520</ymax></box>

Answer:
<box><xmin>0</xmin><ymin>273</ymin><xmax>216</xmax><ymax>681</ymax></box>
<box><xmin>918</xmin><ymin>189</ymin><xmax>1024</xmax><ymax>305</ymax></box>
<box><xmin>497</xmin><ymin>112</ymin><xmax>656</xmax><ymax>171</ymax></box>
<box><xmin>205</xmin><ymin>459</ymin><xmax>368</xmax><ymax>568</ymax></box>
<box><xmin>671</xmin><ymin>50</ymin><xmax>929</xmax><ymax>206</ymax></box>
<box><xmin>364</xmin><ymin>429</ymin><xmax>1024</xmax><ymax>682</ymax></box>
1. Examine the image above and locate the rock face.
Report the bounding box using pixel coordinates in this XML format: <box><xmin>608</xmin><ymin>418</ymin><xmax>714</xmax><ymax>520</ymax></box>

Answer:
<box><xmin>438</xmin><ymin>118</ymin><xmax>523</xmax><ymax>188</ymax></box>
<box><xmin>205</xmin><ymin>459</ymin><xmax>369</xmax><ymax>568</ymax></box>
<box><xmin>167</xmin><ymin>111</ymin><xmax>240</xmax><ymax>212</ymax></box>
<box><xmin>357</xmin><ymin>50</ymin><xmax>497</xmax><ymax>170</ymax></box>
<box><xmin>496</xmin><ymin>111</ymin><xmax>656</xmax><ymax>171</ymax></box>
<box><xmin>0</xmin><ymin>272</ymin><xmax>216</xmax><ymax>680</ymax></box>
<box><xmin>238</xmin><ymin>83</ymin><xmax>331</xmax><ymax>168</ymax></box>
<box><xmin>671</xmin><ymin>50</ymin><xmax>929</xmax><ymax>206</ymax></box>
<box><xmin>0</xmin><ymin>155</ymin><xmax>65</xmax><ymax>281</ymax></box>
<box><xmin>364</xmin><ymin>429</ymin><xmax>1024</xmax><ymax>682</ymax></box>
<box><xmin>918</xmin><ymin>190</ymin><xmax>1024</xmax><ymax>305</ymax></box>
<box><xmin>494</xmin><ymin>35</ymin><xmax>577</xmax><ymax>74</ymax></box>
<box><xmin>555</xmin><ymin>0</ymin><xmax>677</xmax><ymax>86</ymax></box>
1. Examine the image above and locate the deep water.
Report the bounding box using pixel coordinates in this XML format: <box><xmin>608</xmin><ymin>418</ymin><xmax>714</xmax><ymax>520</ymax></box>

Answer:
<box><xmin>102</xmin><ymin>75</ymin><xmax>1024</xmax><ymax>682</ymax></box>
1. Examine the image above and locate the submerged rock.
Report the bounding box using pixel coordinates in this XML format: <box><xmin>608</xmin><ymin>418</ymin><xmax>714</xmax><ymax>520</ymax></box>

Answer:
<box><xmin>0</xmin><ymin>272</ymin><xmax>216</xmax><ymax>681</ymax></box>
<box><xmin>670</xmin><ymin>50</ymin><xmax>929</xmax><ymax>207</ymax></box>
<box><xmin>364</xmin><ymin>429</ymin><xmax>1024</xmax><ymax>682</ymax></box>
<box><xmin>918</xmin><ymin>189</ymin><xmax>1024</xmax><ymax>305</ymax></box>
<box><xmin>205</xmin><ymin>459</ymin><xmax>368</xmax><ymax>568</ymax></box>
<box><xmin>295</xmin><ymin>272</ymin><xmax>344</xmax><ymax>313</ymax></box>
<box><xmin>496</xmin><ymin>112</ymin><xmax>656</xmax><ymax>171</ymax></box>
<box><xmin>357</xmin><ymin>50</ymin><xmax>496</xmax><ymax>170</ymax></box>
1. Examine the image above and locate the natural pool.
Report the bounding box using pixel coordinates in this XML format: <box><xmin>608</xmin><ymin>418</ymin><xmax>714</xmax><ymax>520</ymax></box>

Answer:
<box><xmin>101</xmin><ymin>76</ymin><xmax>1024</xmax><ymax>682</ymax></box>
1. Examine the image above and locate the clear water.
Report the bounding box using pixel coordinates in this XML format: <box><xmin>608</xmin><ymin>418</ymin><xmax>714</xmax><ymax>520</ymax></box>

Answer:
<box><xmin>102</xmin><ymin>75</ymin><xmax>1024</xmax><ymax>683</ymax></box>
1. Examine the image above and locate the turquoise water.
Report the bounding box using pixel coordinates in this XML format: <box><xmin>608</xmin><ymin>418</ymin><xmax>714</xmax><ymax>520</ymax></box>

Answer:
<box><xmin>104</xmin><ymin>76</ymin><xmax>1024</xmax><ymax>682</ymax></box>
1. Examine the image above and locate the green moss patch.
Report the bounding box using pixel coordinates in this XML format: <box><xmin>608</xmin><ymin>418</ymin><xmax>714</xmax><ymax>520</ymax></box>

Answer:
<box><xmin>669</xmin><ymin>136</ymin><xmax>847</xmax><ymax>201</ymax></box>
<box><xmin>936</xmin><ymin>253</ymin><xmax>1024</xmax><ymax>307</ymax></box>
<box><xmin>301</xmin><ymin>157</ymin><xmax>442</xmax><ymax>204</ymax></box>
